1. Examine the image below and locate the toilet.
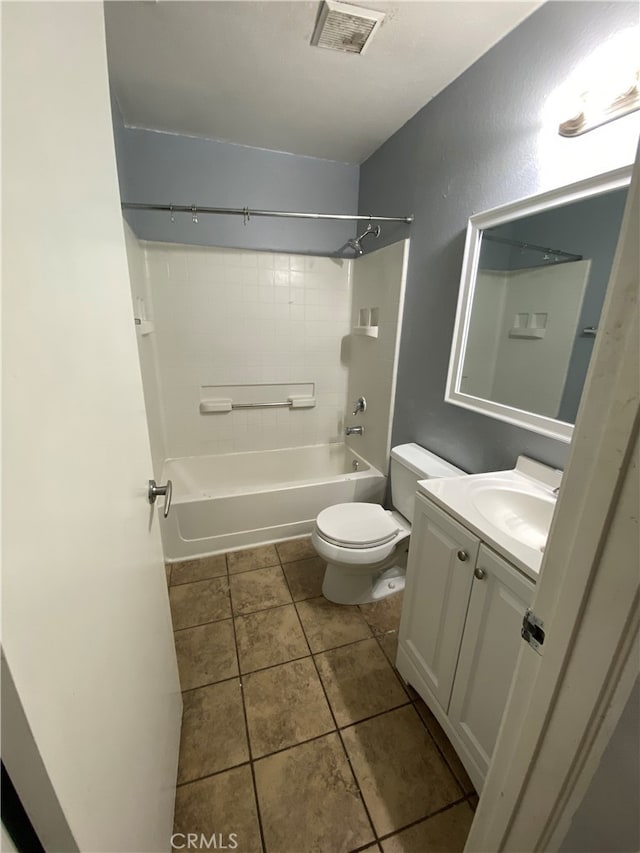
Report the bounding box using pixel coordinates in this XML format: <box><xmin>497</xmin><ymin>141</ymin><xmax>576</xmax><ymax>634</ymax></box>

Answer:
<box><xmin>312</xmin><ymin>443</ymin><xmax>465</xmax><ymax>605</ymax></box>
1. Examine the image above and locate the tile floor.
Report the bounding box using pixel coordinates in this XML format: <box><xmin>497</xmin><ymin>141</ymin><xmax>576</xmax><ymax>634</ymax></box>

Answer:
<box><xmin>168</xmin><ymin>538</ymin><xmax>477</xmax><ymax>853</ymax></box>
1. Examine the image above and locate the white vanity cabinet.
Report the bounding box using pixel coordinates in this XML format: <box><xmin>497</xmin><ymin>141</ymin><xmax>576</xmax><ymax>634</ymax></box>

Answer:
<box><xmin>398</xmin><ymin>494</ymin><xmax>479</xmax><ymax>710</ymax></box>
<box><xmin>397</xmin><ymin>492</ymin><xmax>535</xmax><ymax>791</ymax></box>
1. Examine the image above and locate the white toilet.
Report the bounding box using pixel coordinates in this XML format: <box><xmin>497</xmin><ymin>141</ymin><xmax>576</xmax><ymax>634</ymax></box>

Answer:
<box><xmin>312</xmin><ymin>443</ymin><xmax>465</xmax><ymax>605</ymax></box>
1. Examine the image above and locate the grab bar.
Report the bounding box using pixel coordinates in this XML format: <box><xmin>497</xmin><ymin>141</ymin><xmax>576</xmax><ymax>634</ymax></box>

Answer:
<box><xmin>232</xmin><ymin>401</ymin><xmax>293</xmax><ymax>409</ymax></box>
<box><xmin>199</xmin><ymin>396</ymin><xmax>316</xmax><ymax>413</ymax></box>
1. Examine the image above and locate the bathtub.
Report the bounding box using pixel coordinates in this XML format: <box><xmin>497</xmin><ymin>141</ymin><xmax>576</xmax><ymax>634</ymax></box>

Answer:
<box><xmin>160</xmin><ymin>443</ymin><xmax>386</xmax><ymax>560</ymax></box>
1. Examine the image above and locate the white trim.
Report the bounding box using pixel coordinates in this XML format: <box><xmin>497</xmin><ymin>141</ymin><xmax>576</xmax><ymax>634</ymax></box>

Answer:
<box><xmin>385</xmin><ymin>238</ymin><xmax>411</xmax><ymax>470</ymax></box>
<box><xmin>445</xmin><ymin>165</ymin><xmax>633</xmax><ymax>443</ymax></box>
<box><xmin>465</xmin><ymin>147</ymin><xmax>640</xmax><ymax>851</ymax></box>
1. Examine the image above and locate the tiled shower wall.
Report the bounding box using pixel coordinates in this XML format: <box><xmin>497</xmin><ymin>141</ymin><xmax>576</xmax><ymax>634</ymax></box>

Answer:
<box><xmin>132</xmin><ymin>236</ymin><xmax>352</xmax><ymax>458</ymax></box>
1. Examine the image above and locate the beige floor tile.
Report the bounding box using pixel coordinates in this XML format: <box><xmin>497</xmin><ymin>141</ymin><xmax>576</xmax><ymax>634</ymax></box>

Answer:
<box><xmin>254</xmin><ymin>733</ymin><xmax>374</xmax><ymax>853</ymax></box>
<box><xmin>174</xmin><ymin>765</ymin><xmax>262</xmax><ymax>853</ymax></box>
<box><xmin>170</xmin><ymin>553</ymin><xmax>227</xmax><ymax>586</ymax></box>
<box><xmin>296</xmin><ymin>596</ymin><xmax>372</xmax><ymax>652</ymax></box>
<box><xmin>414</xmin><ymin>697</ymin><xmax>476</xmax><ymax>795</ymax></box>
<box><xmin>235</xmin><ymin>604</ymin><xmax>309</xmax><ymax>673</ymax></box>
<box><xmin>227</xmin><ymin>544</ymin><xmax>280</xmax><ymax>575</ymax></box>
<box><xmin>275</xmin><ymin>536</ymin><xmax>317</xmax><ymax>563</ymax></box>
<box><xmin>243</xmin><ymin>658</ymin><xmax>334</xmax><ymax>757</ymax></box>
<box><xmin>175</xmin><ymin>619</ymin><xmax>238</xmax><ymax>690</ymax></box>
<box><xmin>282</xmin><ymin>556</ymin><xmax>326</xmax><ymax>601</ymax></box>
<box><xmin>315</xmin><ymin>638</ymin><xmax>409</xmax><ymax>727</ymax></box>
<box><xmin>377</xmin><ymin>631</ymin><xmax>399</xmax><ymax>668</ymax></box>
<box><xmin>342</xmin><ymin>706</ymin><xmax>461</xmax><ymax>837</ymax></box>
<box><xmin>177</xmin><ymin>680</ymin><xmax>249</xmax><ymax>784</ymax></box>
<box><xmin>359</xmin><ymin>591</ymin><xmax>404</xmax><ymax>635</ymax></box>
<box><xmin>230</xmin><ymin>565</ymin><xmax>292</xmax><ymax>615</ymax></box>
<box><xmin>169</xmin><ymin>577</ymin><xmax>231</xmax><ymax>630</ymax></box>
<box><xmin>165</xmin><ymin>564</ymin><xmax>171</xmax><ymax>586</ymax></box>
<box><xmin>381</xmin><ymin>803</ymin><xmax>474</xmax><ymax>853</ymax></box>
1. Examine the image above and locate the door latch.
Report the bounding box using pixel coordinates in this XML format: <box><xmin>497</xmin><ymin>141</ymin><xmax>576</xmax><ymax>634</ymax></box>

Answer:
<box><xmin>521</xmin><ymin>609</ymin><xmax>545</xmax><ymax>654</ymax></box>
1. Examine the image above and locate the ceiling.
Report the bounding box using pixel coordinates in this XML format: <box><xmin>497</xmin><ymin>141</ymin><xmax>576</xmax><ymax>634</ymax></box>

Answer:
<box><xmin>105</xmin><ymin>1</ymin><xmax>542</xmax><ymax>164</ymax></box>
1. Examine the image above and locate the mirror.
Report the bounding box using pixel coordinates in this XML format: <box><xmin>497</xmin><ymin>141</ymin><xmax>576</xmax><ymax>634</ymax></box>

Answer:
<box><xmin>446</xmin><ymin>167</ymin><xmax>631</xmax><ymax>442</ymax></box>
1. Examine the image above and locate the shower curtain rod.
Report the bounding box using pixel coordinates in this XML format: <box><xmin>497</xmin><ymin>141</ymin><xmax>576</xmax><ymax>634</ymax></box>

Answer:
<box><xmin>121</xmin><ymin>201</ymin><xmax>413</xmax><ymax>225</ymax></box>
<box><xmin>483</xmin><ymin>233</ymin><xmax>582</xmax><ymax>261</ymax></box>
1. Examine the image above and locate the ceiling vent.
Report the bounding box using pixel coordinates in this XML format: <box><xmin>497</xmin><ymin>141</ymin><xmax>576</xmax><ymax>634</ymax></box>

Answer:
<box><xmin>310</xmin><ymin>1</ymin><xmax>385</xmax><ymax>55</ymax></box>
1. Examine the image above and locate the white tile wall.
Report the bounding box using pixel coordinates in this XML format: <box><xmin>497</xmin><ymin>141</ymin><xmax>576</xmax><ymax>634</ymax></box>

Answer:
<box><xmin>137</xmin><ymin>241</ymin><xmax>352</xmax><ymax>457</ymax></box>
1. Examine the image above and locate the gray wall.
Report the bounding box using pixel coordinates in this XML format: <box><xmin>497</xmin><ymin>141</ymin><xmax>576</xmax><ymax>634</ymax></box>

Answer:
<box><xmin>359</xmin><ymin>1</ymin><xmax>640</xmax><ymax>474</ymax></box>
<box><xmin>110</xmin><ymin>99</ymin><xmax>359</xmax><ymax>257</ymax></box>
<box><xmin>560</xmin><ymin>677</ymin><xmax>640</xmax><ymax>853</ymax></box>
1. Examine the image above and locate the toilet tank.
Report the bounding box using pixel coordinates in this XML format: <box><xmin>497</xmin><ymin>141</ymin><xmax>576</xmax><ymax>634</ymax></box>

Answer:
<box><xmin>390</xmin><ymin>443</ymin><xmax>465</xmax><ymax>523</ymax></box>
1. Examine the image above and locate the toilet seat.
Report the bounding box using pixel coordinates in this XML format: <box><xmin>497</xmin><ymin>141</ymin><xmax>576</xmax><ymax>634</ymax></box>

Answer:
<box><xmin>316</xmin><ymin>503</ymin><xmax>400</xmax><ymax>549</ymax></box>
<box><xmin>313</xmin><ymin>505</ymin><xmax>410</xmax><ymax>567</ymax></box>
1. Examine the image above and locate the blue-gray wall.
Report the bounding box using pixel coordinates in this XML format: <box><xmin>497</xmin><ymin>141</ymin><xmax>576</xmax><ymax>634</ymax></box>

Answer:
<box><xmin>359</xmin><ymin>1</ymin><xmax>639</xmax><ymax>474</ymax></box>
<box><xmin>111</xmin><ymin>100</ymin><xmax>360</xmax><ymax>257</ymax></box>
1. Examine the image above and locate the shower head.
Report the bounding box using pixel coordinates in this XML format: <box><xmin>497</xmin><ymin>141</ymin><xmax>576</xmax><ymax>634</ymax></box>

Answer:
<box><xmin>349</xmin><ymin>223</ymin><xmax>381</xmax><ymax>256</ymax></box>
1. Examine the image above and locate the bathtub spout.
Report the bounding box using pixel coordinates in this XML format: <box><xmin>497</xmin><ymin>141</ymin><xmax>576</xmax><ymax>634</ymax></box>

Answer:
<box><xmin>345</xmin><ymin>426</ymin><xmax>364</xmax><ymax>436</ymax></box>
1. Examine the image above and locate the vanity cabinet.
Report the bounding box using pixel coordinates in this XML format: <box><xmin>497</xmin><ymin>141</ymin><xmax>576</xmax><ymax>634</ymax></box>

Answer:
<box><xmin>397</xmin><ymin>492</ymin><xmax>534</xmax><ymax>790</ymax></box>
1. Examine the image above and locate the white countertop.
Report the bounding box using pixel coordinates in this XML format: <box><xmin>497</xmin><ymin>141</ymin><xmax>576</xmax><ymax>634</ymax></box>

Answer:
<box><xmin>417</xmin><ymin>456</ymin><xmax>562</xmax><ymax>582</ymax></box>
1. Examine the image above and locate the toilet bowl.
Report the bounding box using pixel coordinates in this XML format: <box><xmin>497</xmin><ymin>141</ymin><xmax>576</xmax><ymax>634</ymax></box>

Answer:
<box><xmin>314</xmin><ymin>444</ymin><xmax>465</xmax><ymax>605</ymax></box>
<box><xmin>313</xmin><ymin>503</ymin><xmax>411</xmax><ymax>604</ymax></box>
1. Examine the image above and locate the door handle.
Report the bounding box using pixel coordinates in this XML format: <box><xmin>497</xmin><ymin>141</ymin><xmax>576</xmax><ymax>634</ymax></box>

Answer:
<box><xmin>148</xmin><ymin>479</ymin><xmax>172</xmax><ymax>518</ymax></box>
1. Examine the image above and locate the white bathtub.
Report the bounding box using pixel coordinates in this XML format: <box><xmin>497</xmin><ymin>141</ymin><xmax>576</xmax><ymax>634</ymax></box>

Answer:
<box><xmin>160</xmin><ymin>443</ymin><xmax>386</xmax><ymax>560</ymax></box>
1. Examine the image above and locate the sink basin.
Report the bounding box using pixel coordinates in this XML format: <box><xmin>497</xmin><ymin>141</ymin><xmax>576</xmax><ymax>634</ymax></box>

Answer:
<box><xmin>470</xmin><ymin>486</ymin><xmax>555</xmax><ymax>551</ymax></box>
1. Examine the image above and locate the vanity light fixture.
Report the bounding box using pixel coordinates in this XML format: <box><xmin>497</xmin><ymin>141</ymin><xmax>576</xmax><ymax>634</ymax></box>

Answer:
<box><xmin>559</xmin><ymin>70</ymin><xmax>640</xmax><ymax>137</ymax></box>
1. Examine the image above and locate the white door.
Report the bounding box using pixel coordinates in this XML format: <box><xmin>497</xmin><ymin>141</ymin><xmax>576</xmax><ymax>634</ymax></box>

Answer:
<box><xmin>448</xmin><ymin>545</ymin><xmax>534</xmax><ymax>784</ymax></box>
<box><xmin>2</xmin><ymin>5</ymin><xmax>182</xmax><ymax>853</ymax></box>
<box><xmin>397</xmin><ymin>494</ymin><xmax>479</xmax><ymax>710</ymax></box>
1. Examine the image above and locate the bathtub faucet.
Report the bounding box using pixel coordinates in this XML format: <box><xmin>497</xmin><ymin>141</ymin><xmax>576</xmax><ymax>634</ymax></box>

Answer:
<box><xmin>345</xmin><ymin>425</ymin><xmax>365</xmax><ymax>436</ymax></box>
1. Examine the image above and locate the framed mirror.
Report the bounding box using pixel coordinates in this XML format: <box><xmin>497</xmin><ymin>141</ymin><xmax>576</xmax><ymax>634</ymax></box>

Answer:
<box><xmin>446</xmin><ymin>166</ymin><xmax>631</xmax><ymax>442</ymax></box>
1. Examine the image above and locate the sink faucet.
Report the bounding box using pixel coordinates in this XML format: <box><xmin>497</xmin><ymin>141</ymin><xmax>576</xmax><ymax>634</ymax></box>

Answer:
<box><xmin>345</xmin><ymin>425</ymin><xmax>364</xmax><ymax>436</ymax></box>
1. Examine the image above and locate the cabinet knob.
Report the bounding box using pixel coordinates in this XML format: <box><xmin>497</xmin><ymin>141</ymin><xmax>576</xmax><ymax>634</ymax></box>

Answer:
<box><xmin>474</xmin><ymin>567</ymin><xmax>486</xmax><ymax>580</ymax></box>
<box><xmin>457</xmin><ymin>550</ymin><xmax>468</xmax><ymax>562</ymax></box>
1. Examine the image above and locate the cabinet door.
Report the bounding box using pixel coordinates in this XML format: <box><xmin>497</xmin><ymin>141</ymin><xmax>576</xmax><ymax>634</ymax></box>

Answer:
<box><xmin>398</xmin><ymin>494</ymin><xmax>480</xmax><ymax>711</ymax></box>
<box><xmin>448</xmin><ymin>544</ymin><xmax>534</xmax><ymax>781</ymax></box>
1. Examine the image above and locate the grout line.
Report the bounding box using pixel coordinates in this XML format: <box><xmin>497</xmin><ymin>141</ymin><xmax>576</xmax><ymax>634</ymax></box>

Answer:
<box><xmin>170</xmin><ymin>572</ymin><xmax>227</xmax><ymax>587</ymax></box>
<box><xmin>250</xmin><ymin>728</ymin><xmax>339</xmax><ymax>764</ymax></box>
<box><xmin>176</xmin><ymin>759</ymin><xmax>252</xmax><ymax>789</ymax></box>
<box><xmin>172</xmin><ymin>613</ymin><xmax>233</xmax><ymax>633</ymax></box>
<box><xmin>336</xmin><ymin>700</ymin><xmax>412</xmax><ymax>731</ymax></box>
<box><xmin>238</xmin><ymin>650</ymin><xmax>312</xmax><ymax>679</ymax></box>
<box><xmin>409</xmin><ymin>696</ymin><xmax>469</xmax><ymax>798</ymax></box>
<box><xmin>294</xmin><ymin>602</ymin><xmax>378</xmax><ymax>847</ymax></box>
<box><xmin>227</xmin><ymin>560</ymin><xmax>281</xmax><ymax>578</ymax></box>
<box><xmin>179</xmin><ymin>671</ymin><xmax>241</xmax><ymax>695</ymax></box>
<box><xmin>372</xmin><ymin>633</ymin><xmax>412</xmax><ymax>699</ymax></box>
<box><xmin>227</xmin><ymin>578</ymin><xmax>268</xmax><ymax>853</ymax></box>
<box><xmin>374</xmin><ymin>795</ymin><xmax>470</xmax><ymax>845</ymax></box>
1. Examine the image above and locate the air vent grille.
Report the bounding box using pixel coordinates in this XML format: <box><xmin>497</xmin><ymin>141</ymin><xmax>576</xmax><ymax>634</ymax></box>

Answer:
<box><xmin>311</xmin><ymin>1</ymin><xmax>385</xmax><ymax>55</ymax></box>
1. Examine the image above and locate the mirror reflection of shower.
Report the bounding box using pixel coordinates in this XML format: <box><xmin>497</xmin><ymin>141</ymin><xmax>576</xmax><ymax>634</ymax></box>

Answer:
<box><xmin>348</xmin><ymin>222</ymin><xmax>381</xmax><ymax>256</ymax></box>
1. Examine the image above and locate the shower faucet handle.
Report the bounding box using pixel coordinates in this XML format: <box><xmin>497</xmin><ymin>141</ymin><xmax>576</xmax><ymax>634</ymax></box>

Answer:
<box><xmin>352</xmin><ymin>396</ymin><xmax>367</xmax><ymax>416</ymax></box>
